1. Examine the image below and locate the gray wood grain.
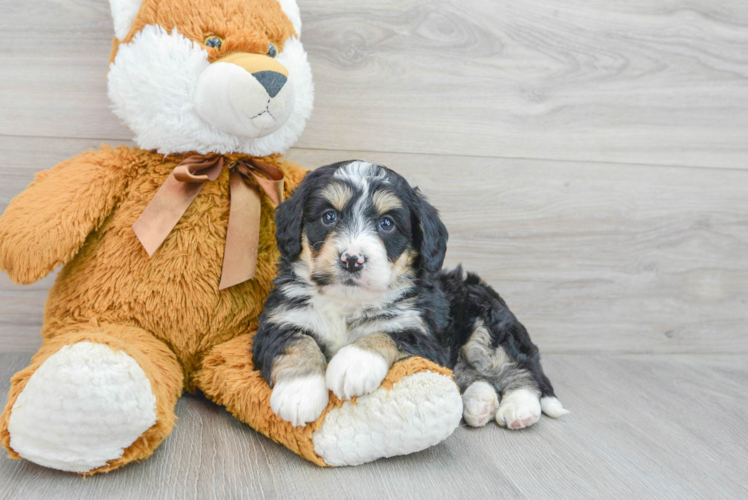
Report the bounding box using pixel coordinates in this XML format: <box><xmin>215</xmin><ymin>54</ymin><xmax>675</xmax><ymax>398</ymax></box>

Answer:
<box><xmin>1</xmin><ymin>352</ymin><xmax>747</xmax><ymax>500</ymax></box>
<box><xmin>1</xmin><ymin>0</ymin><xmax>748</xmax><ymax>168</ymax></box>
<box><xmin>3</xmin><ymin>137</ymin><xmax>746</xmax><ymax>354</ymax></box>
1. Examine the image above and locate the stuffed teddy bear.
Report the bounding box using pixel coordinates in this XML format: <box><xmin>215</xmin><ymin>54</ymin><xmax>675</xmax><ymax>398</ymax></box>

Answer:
<box><xmin>0</xmin><ymin>0</ymin><xmax>462</xmax><ymax>474</ymax></box>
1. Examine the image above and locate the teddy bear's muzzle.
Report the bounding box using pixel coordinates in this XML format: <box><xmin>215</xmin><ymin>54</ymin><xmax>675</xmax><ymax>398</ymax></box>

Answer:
<box><xmin>193</xmin><ymin>53</ymin><xmax>295</xmax><ymax>139</ymax></box>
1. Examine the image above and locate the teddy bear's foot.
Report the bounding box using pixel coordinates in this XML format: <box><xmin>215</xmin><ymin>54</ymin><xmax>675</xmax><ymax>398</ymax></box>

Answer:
<box><xmin>7</xmin><ymin>342</ymin><xmax>158</xmax><ymax>472</ymax></box>
<box><xmin>196</xmin><ymin>334</ymin><xmax>463</xmax><ymax>467</ymax></box>
<box><xmin>312</xmin><ymin>370</ymin><xmax>463</xmax><ymax>466</ymax></box>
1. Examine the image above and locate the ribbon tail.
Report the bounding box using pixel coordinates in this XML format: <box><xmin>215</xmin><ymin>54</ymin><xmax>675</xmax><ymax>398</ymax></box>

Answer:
<box><xmin>133</xmin><ymin>173</ymin><xmax>207</xmax><ymax>256</ymax></box>
<box><xmin>219</xmin><ymin>171</ymin><xmax>262</xmax><ymax>290</ymax></box>
<box><xmin>247</xmin><ymin>159</ymin><xmax>285</xmax><ymax>206</ymax></box>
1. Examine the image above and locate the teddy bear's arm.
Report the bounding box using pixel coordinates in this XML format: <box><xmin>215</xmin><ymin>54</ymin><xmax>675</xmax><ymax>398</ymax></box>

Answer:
<box><xmin>0</xmin><ymin>147</ymin><xmax>135</xmax><ymax>284</ymax></box>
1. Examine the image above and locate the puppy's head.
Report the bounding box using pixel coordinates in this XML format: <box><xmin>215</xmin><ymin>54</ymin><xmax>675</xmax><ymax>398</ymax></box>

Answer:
<box><xmin>276</xmin><ymin>161</ymin><xmax>448</xmax><ymax>294</ymax></box>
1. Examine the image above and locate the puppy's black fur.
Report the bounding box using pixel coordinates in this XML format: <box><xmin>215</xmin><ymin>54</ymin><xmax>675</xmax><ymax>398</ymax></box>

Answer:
<box><xmin>254</xmin><ymin>160</ymin><xmax>558</xmax><ymax>417</ymax></box>
<box><xmin>436</xmin><ymin>267</ymin><xmax>556</xmax><ymax>397</ymax></box>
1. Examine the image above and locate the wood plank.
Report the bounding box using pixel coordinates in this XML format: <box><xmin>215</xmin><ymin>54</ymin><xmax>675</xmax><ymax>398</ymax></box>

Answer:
<box><xmin>2</xmin><ymin>138</ymin><xmax>747</xmax><ymax>354</ymax></box>
<box><xmin>1</xmin><ymin>353</ymin><xmax>746</xmax><ymax>499</ymax></box>
<box><xmin>1</xmin><ymin>0</ymin><xmax>747</xmax><ymax>168</ymax></box>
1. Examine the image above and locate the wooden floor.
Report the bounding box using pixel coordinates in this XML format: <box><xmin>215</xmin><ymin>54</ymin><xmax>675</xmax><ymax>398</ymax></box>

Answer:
<box><xmin>1</xmin><ymin>0</ymin><xmax>747</xmax><ymax>498</ymax></box>
<box><xmin>1</xmin><ymin>353</ymin><xmax>747</xmax><ymax>499</ymax></box>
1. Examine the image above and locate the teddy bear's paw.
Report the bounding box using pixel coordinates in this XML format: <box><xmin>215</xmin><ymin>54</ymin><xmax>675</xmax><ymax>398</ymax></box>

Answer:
<box><xmin>462</xmin><ymin>381</ymin><xmax>499</xmax><ymax>427</ymax></box>
<box><xmin>7</xmin><ymin>342</ymin><xmax>157</xmax><ymax>472</ymax></box>
<box><xmin>495</xmin><ymin>388</ymin><xmax>542</xmax><ymax>430</ymax></box>
<box><xmin>325</xmin><ymin>345</ymin><xmax>389</xmax><ymax>400</ymax></box>
<box><xmin>313</xmin><ymin>371</ymin><xmax>463</xmax><ymax>466</ymax></box>
<box><xmin>271</xmin><ymin>375</ymin><xmax>329</xmax><ymax>427</ymax></box>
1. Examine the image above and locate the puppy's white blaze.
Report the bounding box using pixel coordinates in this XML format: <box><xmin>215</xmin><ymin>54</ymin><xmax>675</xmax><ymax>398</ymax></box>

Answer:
<box><xmin>337</xmin><ymin>210</ymin><xmax>376</xmax><ymax>250</ymax></box>
<box><xmin>270</xmin><ymin>375</ymin><xmax>329</xmax><ymax>427</ymax></box>
<box><xmin>540</xmin><ymin>396</ymin><xmax>570</xmax><ymax>418</ymax></box>
<box><xmin>496</xmin><ymin>388</ymin><xmax>542</xmax><ymax>430</ymax></box>
<box><xmin>333</xmin><ymin>161</ymin><xmax>386</xmax><ymax>188</ymax></box>
<box><xmin>462</xmin><ymin>381</ymin><xmax>499</xmax><ymax>428</ymax></box>
<box><xmin>326</xmin><ymin>345</ymin><xmax>389</xmax><ymax>400</ymax></box>
<box><xmin>108</xmin><ymin>26</ymin><xmax>313</xmax><ymax>156</ymax></box>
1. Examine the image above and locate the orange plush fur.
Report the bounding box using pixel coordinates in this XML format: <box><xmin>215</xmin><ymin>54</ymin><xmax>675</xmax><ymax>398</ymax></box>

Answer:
<box><xmin>0</xmin><ymin>0</ymin><xmax>455</xmax><ymax>474</ymax></box>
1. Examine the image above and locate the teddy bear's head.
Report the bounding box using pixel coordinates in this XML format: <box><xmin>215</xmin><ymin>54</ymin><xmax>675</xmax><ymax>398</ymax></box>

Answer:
<box><xmin>107</xmin><ymin>0</ymin><xmax>313</xmax><ymax>156</ymax></box>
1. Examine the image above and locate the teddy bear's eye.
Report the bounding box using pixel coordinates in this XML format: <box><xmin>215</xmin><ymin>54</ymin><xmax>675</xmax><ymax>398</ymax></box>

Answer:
<box><xmin>204</xmin><ymin>36</ymin><xmax>223</xmax><ymax>49</ymax></box>
<box><xmin>267</xmin><ymin>43</ymin><xmax>278</xmax><ymax>58</ymax></box>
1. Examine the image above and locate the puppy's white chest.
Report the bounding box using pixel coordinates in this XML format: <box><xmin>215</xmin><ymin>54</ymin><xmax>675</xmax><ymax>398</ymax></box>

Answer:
<box><xmin>310</xmin><ymin>297</ymin><xmax>364</xmax><ymax>356</ymax></box>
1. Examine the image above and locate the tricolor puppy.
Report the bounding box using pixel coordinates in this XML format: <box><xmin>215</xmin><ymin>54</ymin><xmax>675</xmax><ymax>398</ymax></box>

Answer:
<box><xmin>253</xmin><ymin>161</ymin><xmax>569</xmax><ymax>428</ymax></box>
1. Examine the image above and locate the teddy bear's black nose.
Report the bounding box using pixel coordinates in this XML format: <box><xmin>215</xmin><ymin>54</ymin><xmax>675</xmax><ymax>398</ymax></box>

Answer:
<box><xmin>252</xmin><ymin>71</ymin><xmax>287</xmax><ymax>98</ymax></box>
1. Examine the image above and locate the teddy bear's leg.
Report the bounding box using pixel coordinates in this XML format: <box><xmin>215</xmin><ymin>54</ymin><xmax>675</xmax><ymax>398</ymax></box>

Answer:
<box><xmin>195</xmin><ymin>334</ymin><xmax>463</xmax><ymax>467</ymax></box>
<box><xmin>0</xmin><ymin>323</ymin><xmax>183</xmax><ymax>474</ymax></box>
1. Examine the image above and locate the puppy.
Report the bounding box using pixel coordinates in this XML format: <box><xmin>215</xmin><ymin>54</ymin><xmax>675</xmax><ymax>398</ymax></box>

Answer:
<box><xmin>253</xmin><ymin>160</ymin><xmax>569</xmax><ymax>428</ymax></box>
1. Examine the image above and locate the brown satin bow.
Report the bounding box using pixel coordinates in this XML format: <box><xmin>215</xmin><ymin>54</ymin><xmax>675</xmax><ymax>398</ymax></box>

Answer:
<box><xmin>132</xmin><ymin>155</ymin><xmax>284</xmax><ymax>290</ymax></box>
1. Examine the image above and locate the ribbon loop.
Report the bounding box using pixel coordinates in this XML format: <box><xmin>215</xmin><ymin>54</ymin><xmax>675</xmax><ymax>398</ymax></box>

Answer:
<box><xmin>132</xmin><ymin>154</ymin><xmax>285</xmax><ymax>290</ymax></box>
<box><xmin>173</xmin><ymin>156</ymin><xmax>224</xmax><ymax>183</ymax></box>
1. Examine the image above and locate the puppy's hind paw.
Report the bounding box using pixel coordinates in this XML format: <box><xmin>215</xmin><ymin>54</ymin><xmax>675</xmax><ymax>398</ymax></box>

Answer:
<box><xmin>462</xmin><ymin>381</ymin><xmax>498</xmax><ymax>427</ymax></box>
<box><xmin>326</xmin><ymin>345</ymin><xmax>388</xmax><ymax>400</ymax></box>
<box><xmin>496</xmin><ymin>388</ymin><xmax>541</xmax><ymax>430</ymax></box>
<box><xmin>270</xmin><ymin>375</ymin><xmax>329</xmax><ymax>427</ymax></box>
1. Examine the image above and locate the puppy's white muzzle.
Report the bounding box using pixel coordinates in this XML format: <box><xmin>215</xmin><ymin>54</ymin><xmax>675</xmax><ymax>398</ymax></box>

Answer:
<box><xmin>193</xmin><ymin>53</ymin><xmax>295</xmax><ymax>139</ymax></box>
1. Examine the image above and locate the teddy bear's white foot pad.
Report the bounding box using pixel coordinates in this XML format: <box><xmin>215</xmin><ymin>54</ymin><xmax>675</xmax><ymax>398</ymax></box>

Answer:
<box><xmin>312</xmin><ymin>371</ymin><xmax>462</xmax><ymax>466</ymax></box>
<box><xmin>7</xmin><ymin>342</ymin><xmax>157</xmax><ymax>472</ymax></box>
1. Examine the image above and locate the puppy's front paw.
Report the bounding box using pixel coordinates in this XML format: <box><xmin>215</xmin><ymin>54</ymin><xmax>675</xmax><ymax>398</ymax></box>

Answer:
<box><xmin>270</xmin><ymin>375</ymin><xmax>329</xmax><ymax>427</ymax></box>
<box><xmin>496</xmin><ymin>388</ymin><xmax>541</xmax><ymax>430</ymax></box>
<box><xmin>326</xmin><ymin>345</ymin><xmax>389</xmax><ymax>400</ymax></box>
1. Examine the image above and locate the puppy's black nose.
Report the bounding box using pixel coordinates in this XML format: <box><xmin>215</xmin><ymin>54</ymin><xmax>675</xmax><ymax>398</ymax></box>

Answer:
<box><xmin>340</xmin><ymin>253</ymin><xmax>365</xmax><ymax>273</ymax></box>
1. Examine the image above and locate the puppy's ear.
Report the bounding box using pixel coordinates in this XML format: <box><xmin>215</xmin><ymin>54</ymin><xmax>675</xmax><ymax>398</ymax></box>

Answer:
<box><xmin>275</xmin><ymin>187</ymin><xmax>305</xmax><ymax>259</ymax></box>
<box><xmin>413</xmin><ymin>189</ymin><xmax>448</xmax><ymax>274</ymax></box>
<box><xmin>275</xmin><ymin>165</ymin><xmax>336</xmax><ymax>259</ymax></box>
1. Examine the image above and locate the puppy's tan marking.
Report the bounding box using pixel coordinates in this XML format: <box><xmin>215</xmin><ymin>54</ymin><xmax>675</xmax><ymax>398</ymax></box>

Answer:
<box><xmin>353</xmin><ymin>332</ymin><xmax>403</xmax><ymax>367</ymax></box>
<box><xmin>320</xmin><ymin>182</ymin><xmax>354</xmax><ymax>211</ymax></box>
<box><xmin>463</xmin><ymin>322</ymin><xmax>538</xmax><ymax>394</ymax></box>
<box><xmin>372</xmin><ymin>189</ymin><xmax>403</xmax><ymax>214</ymax></box>
<box><xmin>271</xmin><ymin>335</ymin><xmax>327</xmax><ymax>386</ymax></box>
<box><xmin>309</xmin><ymin>230</ymin><xmax>341</xmax><ymax>284</ymax></box>
<box><xmin>300</xmin><ymin>232</ymin><xmax>315</xmax><ymax>266</ymax></box>
<box><xmin>389</xmin><ymin>248</ymin><xmax>416</xmax><ymax>286</ymax></box>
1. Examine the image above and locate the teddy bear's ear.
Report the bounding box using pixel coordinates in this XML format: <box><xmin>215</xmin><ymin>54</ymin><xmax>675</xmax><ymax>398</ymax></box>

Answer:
<box><xmin>277</xmin><ymin>0</ymin><xmax>302</xmax><ymax>36</ymax></box>
<box><xmin>110</xmin><ymin>0</ymin><xmax>143</xmax><ymax>41</ymax></box>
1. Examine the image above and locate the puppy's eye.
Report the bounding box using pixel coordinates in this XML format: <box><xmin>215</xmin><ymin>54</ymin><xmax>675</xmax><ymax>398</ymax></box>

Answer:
<box><xmin>267</xmin><ymin>43</ymin><xmax>278</xmax><ymax>58</ymax></box>
<box><xmin>379</xmin><ymin>216</ymin><xmax>395</xmax><ymax>233</ymax></box>
<box><xmin>204</xmin><ymin>36</ymin><xmax>223</xmax><ymax>49</ymax></box>
<box><xmin>321</xmin><ymin>210</ymin><xmax>338</xmax><ymax>226</ymax></box>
